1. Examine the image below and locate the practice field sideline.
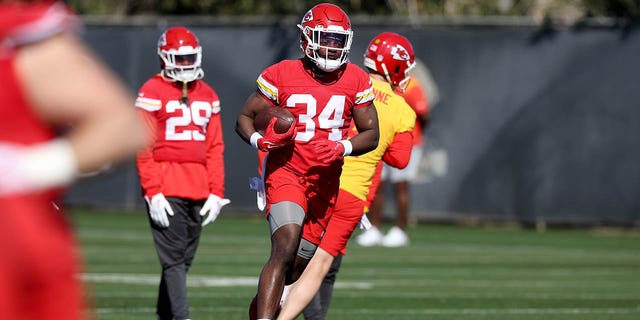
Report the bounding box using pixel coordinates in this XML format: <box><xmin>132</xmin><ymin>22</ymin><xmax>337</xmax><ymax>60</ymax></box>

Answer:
<box><xmin>71</xmin><ymin>209</ymin><xmax>640</xmax><ymax>320</ymax></box>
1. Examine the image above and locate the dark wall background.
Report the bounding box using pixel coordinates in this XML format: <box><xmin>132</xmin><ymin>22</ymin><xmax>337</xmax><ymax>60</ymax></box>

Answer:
<box><xmin>65</xmin><ymin>22</ymin><xmax>640</xmax><ymax>226</ymax></box>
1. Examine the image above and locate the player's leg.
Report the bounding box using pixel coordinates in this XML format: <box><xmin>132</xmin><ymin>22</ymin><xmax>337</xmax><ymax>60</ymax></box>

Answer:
<box><xmin>278</xmin><ymin>248</ymin><xmax>335</xmax><ymax>320</ymax></box>
<box><xmin>156</xmin><ymin>276</ymin><xmax>172</xmax><ymax>319</ymax></box>
<box><xmin>281</xmin><ymin>190</ymin><xmax>363</xmax><ymax>320</ymax></box>
<box><xmin>150</xmin><ymin>197</ymin><xmax>192</xmax><ymax>320</ymax></box>
<box><xmin>370</xmin><ymin>163</ymin><xmax>388</xmax><ymax>228</ymax></box>
<box><xmin>310</xmin><ymin>190</ymin><xmax>363</xmax><ymax>318</ymax></box>
<box><xmin>184</xmin><ymin>199</ymin><xmax>205</xmax><ymax>272</ymax></box>
<box><xmin>382</xmin><ymin>147</ymin><xmax>422</xmax><ymax>247</ymax></box>
<box><xmin>256</xmin><ymin>201</ymin><xmax>305</xmax><ymax>319</ymax></box>
<box><xmin>394</xmin><ymin>180</ymin><xmax>409</xmax><ymax>230</ymax></box>
<box><xmin>357</xmin><ymin>163</ymin><xmax>388</xmax><ymax>246</ymax></box>
<box><xmin>296</xmin><ymin>233</ymin><xmax>323</xmax><ymax>320</ymax></box>
<box><xmin>313</xmin><ymin>253</ymin><xmax>343</xmax><ymax>319</ymax></box>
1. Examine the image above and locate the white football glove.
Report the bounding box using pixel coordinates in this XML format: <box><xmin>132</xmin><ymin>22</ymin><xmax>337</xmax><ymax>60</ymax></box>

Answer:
<box><xmin>249</xmin><ymin>176</ymin><xmax>266</xmax><ymax>211</ymax></box>
<box><xmin>358</xmin><ymin>214</ymin><xmax>372</xmax><ymax>230</ymax></box>
<box><xmin>0</xmin><ymin>140</ymin><xmax>76</xmax><ymax>196</ymax></box>
<box><xmin>145</xmin><ymin>193</ymin><xmax>174</xmax><ymax>228</ymax></box>
<box><xmin>200</xmin><ymin>194</ymin><xmax>231</xmax><ymax>227</ymax></box>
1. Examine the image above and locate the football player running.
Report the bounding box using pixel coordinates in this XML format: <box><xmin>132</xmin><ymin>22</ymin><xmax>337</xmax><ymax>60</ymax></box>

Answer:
<box><xmin>235</xmin><ymin>3</ymin><xmax>379</xmax><ymax>320</ymax></box>
<box><xmin>277</xmin><ymin>32</ymin><xmax>418</xmax><ymax>320</ymax></box>
<box><xmin>135</xmin><ymin>26</ymin><xmax>229</xmax><ymax>320</ymax></box>
<box><xmin>0</xmin><ymin>1</ymin><xmax>148</xmax><ymax>318</ymax></box>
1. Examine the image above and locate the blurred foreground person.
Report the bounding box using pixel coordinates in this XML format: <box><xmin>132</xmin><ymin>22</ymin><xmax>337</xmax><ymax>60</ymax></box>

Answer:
<box><xmin>0</xmin><ymin>1</ymin><xmax>148</xmax><ymax>319</ymax></box>
<box><xmin>135</xmin><ymin>26</ymin><xmax>229</xmax><ymax>320</ymax></box>
<box><xmin>277</xmin><ymin>32</ymin><xmax>417</xmax><ymax>320</ymax></box>
<box><xmin>235</xmin><ymin>3</ymin><xmax>379</xmax><ymax>319</ymax></box>
<box><xmin>357</xmin><ymin>59</ymin><xmax>432</xmax><ymax>248</ymax></box>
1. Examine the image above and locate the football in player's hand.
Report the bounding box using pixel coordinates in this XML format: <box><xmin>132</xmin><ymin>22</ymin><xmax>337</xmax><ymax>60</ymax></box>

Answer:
<box><xmin>254</xmin><ymin>107</ymin><xmax>296</xmax><ymax>135</ymax></box>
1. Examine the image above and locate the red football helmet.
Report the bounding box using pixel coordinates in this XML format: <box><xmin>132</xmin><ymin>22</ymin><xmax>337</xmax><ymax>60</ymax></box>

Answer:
<box><xmin>363</xmin><ymin>32</ymin><xmax>416</xmax><ymax>92</ymax></box>
<box><xmin>297</xmin><ymin>3</ymin><xmax>352</xmax><ymax>72</ymax></box>
<box><xmin>157</xmin><ymin>26</ymin><xmax>203</xmax><ymax>82</ymax></box>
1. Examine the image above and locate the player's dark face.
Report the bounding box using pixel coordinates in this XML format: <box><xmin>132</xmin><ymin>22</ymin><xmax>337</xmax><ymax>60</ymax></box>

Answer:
<box><xmin>318</xmin><ymin>32</ymin><xmax>346</xmax><ymax>59</ymax></box>
<box><xmin>175</xmin><ymin>53</ymin><xmax>197</xmax><ymax>66</ymax></box>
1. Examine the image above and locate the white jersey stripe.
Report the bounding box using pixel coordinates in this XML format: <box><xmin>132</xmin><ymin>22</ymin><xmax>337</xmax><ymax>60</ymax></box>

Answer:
<box><xmin>355</xmin><ymin>86</ymin><xmax>374</xmax><ymax>105</ymax></box>
<box><xmin>135</xmin><ymin>97</ymin><xmax>162</xmax><ymax>112</ymax></box>
<box><xmin>212</xmin><ymin>100</ymin><xmax>221</xmax><ymax>114</ymax></box>
<box><xmin>257</xmin><ymin>75</ymin><xmax>278</xmax><ymax>103</ymax></box>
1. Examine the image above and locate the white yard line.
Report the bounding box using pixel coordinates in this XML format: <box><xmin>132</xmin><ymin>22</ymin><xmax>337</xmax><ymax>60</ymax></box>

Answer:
<box><xmin>80</xmin><ymin>273</ymin><xmax>372</xmax><ymax>289</ymax></box>
<box><xmin>94</xmin><ymin>306</ymin><xmax>640</xmax><ymax>315</ymax></box>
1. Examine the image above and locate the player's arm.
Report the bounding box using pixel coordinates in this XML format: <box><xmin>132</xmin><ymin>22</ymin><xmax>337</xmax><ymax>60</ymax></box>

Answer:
<box><xmin>18</xmin><ymin>33</ymin><xmax>148</xmax><ymax>174</ymax></box>
<box><xmin>205</xmin><ymin>103</ymin><xmax>225</xmax><ymax>197</ymax></box>
<box><xmin>2</xmin><ymin>32</ymin><xmax>148</xmax><ymax>193</ymax></box>
<box><xmin>382</xmin><ymin>131</ymin><xmax>414</xmax><ymax>169</ymax></box>
<box><xmin>201</xmin><ymin>105</ymin><xmax>230</xmax><ymax>227</ymax></box>
<box><xmin>312</xmin><ymin>102</ymin><xmax>379</xmax><ymax>164</ymax></box>
<box><xmin>135</xmin><ymin>110</ymin><xmax>162</xmax><ymax>198</ymax></box>
<box><xmin>235</xmin><ymin>92</ymin><xmax>268</xmax><ymax>144</ymax></box>
<box><xmin>348</xmin><ymin>103</ymin><xmax>379</xmax><ymax>156</ymax></box>
<box><xmin>235</xmin><ymin>92</ymin><xmax>295</xmax><ymax>151</ymax></box>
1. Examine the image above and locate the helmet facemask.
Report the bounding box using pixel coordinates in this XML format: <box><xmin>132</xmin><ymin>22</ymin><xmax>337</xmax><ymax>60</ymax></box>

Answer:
<box><xmin>158</xmin><ymin>45</ymin><xmax>203</xmax><ymax>83</ymax></box>
<box><xmin>299</xmin><ymin>24</ymin><xmax>352</xmax><ymax>72</ymax></box>
<box><xmin>392</xmin><ymin>60</ymin><xmax>416</xmax><ymax>93</ymax></box>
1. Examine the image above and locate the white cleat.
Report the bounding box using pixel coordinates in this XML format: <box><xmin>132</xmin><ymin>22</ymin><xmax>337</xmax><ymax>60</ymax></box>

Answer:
<box><xmin>381</xmin><ymin>226</ymin><xmax>409</xmax><ymax>247</ymax></box>
<box><xmin>356</xmin><ymin>226</ymin><xmax>383</xmax><ymax>247</ymax></box>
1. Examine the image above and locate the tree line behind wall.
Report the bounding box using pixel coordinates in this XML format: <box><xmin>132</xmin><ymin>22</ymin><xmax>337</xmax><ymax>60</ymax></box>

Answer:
<box><xmin>63</xmin><ymin>0</ymin><xmax>640</xmax><ymax>21</ymax></box>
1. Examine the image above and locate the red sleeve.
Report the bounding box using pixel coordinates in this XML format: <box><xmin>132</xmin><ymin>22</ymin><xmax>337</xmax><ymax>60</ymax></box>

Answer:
<box><xmin>353</xmin><ymin>65</ymin><xmax>374</xmax><ymax>110</ymax></box>
<box><xmin>205</xmin><ymin>109</ymin><xmax>225</xmax><ymax>197</ymax></box>
<box><xmin>0</xmin><ymin>2</ymin><xmax>79</xmax><ymax>50</ymax></box>
<box><xmin>135</xmin><ymin>110</ymin><xmax>162</xmax><ymax>198</ymax></box>
<box><xmin>382</xmin><ymin>131</ymin><xmax>414</xmax><ymax>169</ymax></box>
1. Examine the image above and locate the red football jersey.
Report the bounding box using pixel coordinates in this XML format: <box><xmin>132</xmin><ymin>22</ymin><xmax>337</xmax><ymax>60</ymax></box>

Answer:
<box><xmin>256</xmin><ymin>59</ymin><xmax>374</xmax><ymax>178</ymax></box>
<box><xmin>135</xmin><ymin>75</ymin><xmax>225</xmax><ymax>200</ymax></box>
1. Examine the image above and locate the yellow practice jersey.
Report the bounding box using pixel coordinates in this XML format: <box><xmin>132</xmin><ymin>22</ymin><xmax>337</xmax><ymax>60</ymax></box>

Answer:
<box><xmin>340</xmin><ymin>76</ymin><xmax>416</xmax><ymax>200</ymax></box>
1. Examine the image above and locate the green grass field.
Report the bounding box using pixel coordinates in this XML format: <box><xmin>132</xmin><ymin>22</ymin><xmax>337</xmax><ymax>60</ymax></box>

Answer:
<box><xmin>71</xmin><ymin>209</ymin><xmax>640</xmax><ymax>320</ymax></box>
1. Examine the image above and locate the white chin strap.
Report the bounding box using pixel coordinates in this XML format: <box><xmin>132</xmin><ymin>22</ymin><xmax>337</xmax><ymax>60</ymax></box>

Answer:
<box><xmin>315</xmin><ymin>57</ymin><xmax>342</xmax><ymax>72</ymax></box>
<box><xmin>165</xmin><ymin>68</ymin><xmax>204</xmax><ymax>82</ymax></box>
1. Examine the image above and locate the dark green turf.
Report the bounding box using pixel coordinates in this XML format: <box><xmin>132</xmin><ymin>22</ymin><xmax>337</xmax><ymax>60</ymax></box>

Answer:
<box><xmin>71</xmin><ymin>209</ymin><xmax>640</xmax><ymax>320</ymax></box>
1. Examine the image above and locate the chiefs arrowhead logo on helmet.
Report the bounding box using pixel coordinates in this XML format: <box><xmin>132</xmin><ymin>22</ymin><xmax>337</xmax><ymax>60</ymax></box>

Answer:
<box><xmin>363</xmin><ymin>32</ymin><xmax>416</xmax><ymax>92</ymax></box>
<box><xmin>391</xmin><ymin>45</ymin><xmax>410</xmax><ymax>61</ymax></box>
<box><xmin>301</xmin><ymin>9</ymin><xmax>314</xmax><ymax>24</ymax></box>
<box><xmin>158</xmin><ymin>33</ymin><xmax>167</xmax><ymax>47</ymax></box>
